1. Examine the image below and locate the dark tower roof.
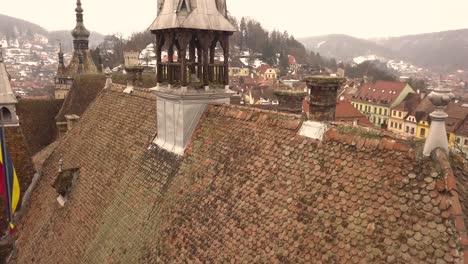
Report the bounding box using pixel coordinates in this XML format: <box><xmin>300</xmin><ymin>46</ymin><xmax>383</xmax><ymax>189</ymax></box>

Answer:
<box><xmin>71</xmin><ymin>0</ymin><xmax>91</xmax><ymax>41</ymax></box>
<box><xmin>149</xmin><ymin>0</ymin><xmax>236</xmax><ymax>32</ymax></box>
<box><xmin>57</xmin><ymin>43</ymin><xmax>66</xmax><ymax>77</ymax></box>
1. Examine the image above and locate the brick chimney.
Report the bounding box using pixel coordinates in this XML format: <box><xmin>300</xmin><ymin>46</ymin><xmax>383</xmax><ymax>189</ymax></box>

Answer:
<box><xmin>304</xmin><ymin>76</ymin><xmax>344</xmax><ymax>122</ymax></box>
<box><xmin>274</xmin><ymin>90</ymin><xmax>307</xmax><ymax>114</ymax></box>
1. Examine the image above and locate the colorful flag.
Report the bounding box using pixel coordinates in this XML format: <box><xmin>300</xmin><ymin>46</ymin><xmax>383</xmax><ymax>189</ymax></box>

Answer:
<box><xmin>0</xmin><ymin>127</ymin><xmax>20</xmax><ymax>232</ymax></box>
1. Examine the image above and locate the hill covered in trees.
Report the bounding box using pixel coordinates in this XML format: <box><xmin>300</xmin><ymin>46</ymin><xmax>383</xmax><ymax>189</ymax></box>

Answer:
<box><xmin>0</xmin><ymin>14</ymin><xmax>104</xmax><ymax>50</ymax></box>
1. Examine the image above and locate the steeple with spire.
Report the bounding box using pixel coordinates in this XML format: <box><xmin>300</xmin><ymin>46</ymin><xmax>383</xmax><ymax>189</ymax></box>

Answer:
<box><xmin>57</xmin><ymin>43</ymin><xmax>66</xmax><ymax>77</ymax></box>
<box><xmin>54</xmin><ymin>0</ymin><xmax>98</xmax><ymax>99</ymax></box>
<box><xmin>71</xmin><ymin>0</ymin><xmax>91</xmax><ymax>50</ymax></box>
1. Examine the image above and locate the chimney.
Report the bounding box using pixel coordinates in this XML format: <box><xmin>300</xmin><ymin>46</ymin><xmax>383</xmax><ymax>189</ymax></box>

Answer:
<box><xmin>423</xmin><ymin>83</ymin><xmax>454</xmax><ymax>156</ymax></box>
<box><xmin>123</xmin><ymin>51</ymin><xmax>144</xmax><ymax>93</ymax></box>
<box><xmin>104</xmin><ymin>67</ymin><xmax>113</xmax><ymax>89</ymax></box>
<box><xmin>304</xmin><ymin>76</ymin><xmax>344</xmax><ymax>122</ymax></box>
<box><xmin>274</xmin><ymin>90</ymin><xmax>307</xmax><ymax>114</ymax></box>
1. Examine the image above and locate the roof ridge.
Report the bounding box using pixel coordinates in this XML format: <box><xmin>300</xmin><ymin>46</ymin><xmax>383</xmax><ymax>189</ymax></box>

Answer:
<box><xmin>206</xmin><ymin>104</ymin><xmax>303</xmax><ymax>131</ymax></box>
<box><xmin>324</xmin><ymin>127</ymin><xmax>415</xmax><ymax>155</ymax></box>
<box><xmin>107</xmin><ymin>85</ymin><xmax>157</xmax><ymax>100</ymax></box>
<box><xmin>434</xmin><ymin>149</ymin><xmax>468</xmax><ymax>258</ymax></box>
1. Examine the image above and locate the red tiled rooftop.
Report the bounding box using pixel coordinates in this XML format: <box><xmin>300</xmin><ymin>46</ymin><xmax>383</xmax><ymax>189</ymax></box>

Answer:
<box><xmin>354</xmin><ymin>81</ymin><xmax>411</xmax><ymax>106</ymax></box>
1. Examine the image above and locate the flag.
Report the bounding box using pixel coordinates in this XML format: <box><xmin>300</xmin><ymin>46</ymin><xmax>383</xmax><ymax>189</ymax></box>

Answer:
<box><xmin>0</xmin><ymin>127</ymin><xmax>20</xmax><ymax>232</ymax></box>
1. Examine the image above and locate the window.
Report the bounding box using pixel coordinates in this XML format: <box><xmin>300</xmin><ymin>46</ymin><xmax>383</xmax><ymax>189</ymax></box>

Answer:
<box><xmin>393</xmin><ymin>110</ymin><xmax>396</xmax><ymax>116</ymax></box>
<box><xmin>360</xmin><ymin>105</ymin><xmax>363</xmax><ymax>111</ymax></box>
<box><xmin>390</xmin><ymin>121</ymin><xmax>394</xmax><ymax>128</ymax></box>
<box><xmin>384</xmin><ymin>109</ymin><xmax>388</xmax><ymax>116</ymax></box>
<box><xmin>378</xmin><ymin>118</ymin><xmax>381</xmax><ymax>125</ymax></box>
<box><xmin>398</xmin><ymin>112</ymin><xmax>402</xmax><ymax>118</ymax></box>
<box><xmin>406</xmin><ymin>126</ymin><xmax>409</xmax><ymax>133</ymax></box>
<box><xmin>465</xmin><ymin>139</ymin><xmax>468</xmax><ymax>146</ymax></box>
<box><xmin>53</xmin><ymin>168</ymin><xmax>80</xmax><ymax>206</ymax></box>
<box><xmin>379</xmin><ymin>108</ymin><xmax>382</xmax><ymax>115</ymax></box>
<box><xmin>399</xmin><ymin>123</ymin><xmax>402</xmax><ymax>130</ymax></box>
<box><xmin>456</xmin><ymin>137</ymin><xmax>461</xmax><ymax>144</ymax></box>
<box><xmin>421</xmin><ymin>128</ymin><xmax>426</xmax><ymax>137</ymax></box>
<box><xmin>411</xmin><ymin>128</ymin><xmax>415</xmax><ymax>135</ymax></box>
<box><xmin>0</xmin><ymin>107</ymin><xmax>12</xmax><ymax>121</ymax></box>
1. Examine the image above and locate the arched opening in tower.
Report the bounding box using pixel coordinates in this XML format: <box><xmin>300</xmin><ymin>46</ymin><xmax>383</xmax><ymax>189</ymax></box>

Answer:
<box><xmin>1</xmin><ymin>107</ymin><xmax>12</xmax><ymax>121</ymax></box>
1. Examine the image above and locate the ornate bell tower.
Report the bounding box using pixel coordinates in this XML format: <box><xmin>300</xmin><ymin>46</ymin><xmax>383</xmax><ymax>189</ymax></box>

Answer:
<box><xmin>54</xmin><ymin>0</ymin><xmax>98</xmax><ymax>100</ymax></box>
<box><xmin>149</xmin><ymin>0</ymin><xmax>236</xmax><ymax>155</ymax></box>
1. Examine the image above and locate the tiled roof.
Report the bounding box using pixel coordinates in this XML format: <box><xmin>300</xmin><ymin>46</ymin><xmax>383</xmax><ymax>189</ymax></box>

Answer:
<box><xmin>455</xmin><ymin>117</ymin><xmax>468</xmax><ymax>137</ymax></box>
<box><xmin>336</xmin><ymin>100</ymin><xmax>373</xmax><ymax>127</ymax></box>
<box><xmin>257</xmin><ymin>64</ymin><xmax>271</xmax><ymax>75</ymax></box>
<box><xmin>13</xmin><ymin>88</ymin><xmax>467</xmax><ymax>263</ymax></box>
<box><xmin>16</xmin><ymin>99</ymin><xmax>63</xmax><ymax>155</ymax></box>
<box><xmin>0</xmin><ymin>60</ymin><xmax>17</xmax><ymax>104</ymax></box>
<box><xmin>55</xmin><ymin>75</ymin><xmax>106</xmax><ymax>122</ymax></box>
<box><xmin>393</xmin><ymin>93</ymin><xmax>422</xmax><ymax>113</ymax></box>
<box><xmin>58</xmin><ymin>51</ymin><xmax>98</xmax><ymax>78</ymax></box>
<box><xmin>354</xmin><ymin>81</ymin><xmax>411</xmax><ymax>106</ymax></box>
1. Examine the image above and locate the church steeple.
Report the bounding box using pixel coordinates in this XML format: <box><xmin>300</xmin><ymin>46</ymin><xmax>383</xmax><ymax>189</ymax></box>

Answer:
<box><xmin>71</xmin><ymin>0</ymin><xmax>90</xmax><ymax>50</ymax></box>
<box><xmin>57</xmin><ymin>43</ymin><xmax>66</xmax><ymax>77</ymax></box>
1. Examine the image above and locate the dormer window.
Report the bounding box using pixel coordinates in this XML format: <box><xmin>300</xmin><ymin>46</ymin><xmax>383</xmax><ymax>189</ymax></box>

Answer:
<box><xmin>53</xmin><ymin>168</ymin><xmax>80</xmax><ymax>206</ymax></box>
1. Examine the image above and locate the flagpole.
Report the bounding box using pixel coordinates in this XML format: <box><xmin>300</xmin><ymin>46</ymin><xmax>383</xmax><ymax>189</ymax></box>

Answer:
<box><xmin>0</xmin><ymin>111</ymin><xmax>13</xmax><ymax>237</ymax></box>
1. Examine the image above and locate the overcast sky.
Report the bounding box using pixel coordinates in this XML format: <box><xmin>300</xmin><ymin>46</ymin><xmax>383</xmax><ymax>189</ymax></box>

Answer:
<box><xmin>2</xmin><ymin>0</ymin><xmax>468</xmax><ymax>38</ymax></box>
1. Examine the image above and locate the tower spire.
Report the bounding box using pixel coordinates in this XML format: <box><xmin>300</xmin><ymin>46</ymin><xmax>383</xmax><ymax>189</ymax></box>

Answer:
<box><xmin>0</xmin><ymin>44</ymin><xmax>3</xmax><ymax>63</ymax></box>
<box><xmin>71</xmin><ymin>0</ymin><xmax>90</xmax><ymax>50</ymax></box>
<box><xmin>58</xmin><ymin>43</ymin><xmax>64</xmax><ymax>65</ymax></box>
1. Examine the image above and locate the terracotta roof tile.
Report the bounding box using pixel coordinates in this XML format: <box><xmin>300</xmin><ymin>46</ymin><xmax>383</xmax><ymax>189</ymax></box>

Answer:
<box><xmin>12</xmin><ymin>90</ymin><xmax>466</xmax><ymax>263</ymax></box>
<box><xmin>16</xmin><ymin>99</ymin><xmax>63</xmax><ymax>154</ymax></box>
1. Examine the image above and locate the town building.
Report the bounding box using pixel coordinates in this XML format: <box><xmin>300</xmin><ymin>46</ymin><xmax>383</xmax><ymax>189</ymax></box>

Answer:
<box><xmin>54</xmin><ymin>0</ymin><xmax>98</xmax><ymax>100</ymax></box>
<box><xmin>351</xmin><ymin>81</ymin><xmax>415</xmax><ymax>127</ymax></box>
<box><xmin>388</xmin><ymin>93</ymin><xmax>421</xmax><ymax>135</ymax></box>
<box><xmin>257</xmin><ymin>64</ymin><xmax>277</xmax><ymax>79</ymax></box>
<box><xmin>454</xmin><ymin>116</ymin><xmax>468</xmax><ymax>157</ymax></box>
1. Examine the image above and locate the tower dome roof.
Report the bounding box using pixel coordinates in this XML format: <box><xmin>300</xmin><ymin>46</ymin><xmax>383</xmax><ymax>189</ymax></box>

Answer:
<box><xmin>71</xmin><ymin>0</ymin><xmax>91</xmax><ymax>40</ymax></box>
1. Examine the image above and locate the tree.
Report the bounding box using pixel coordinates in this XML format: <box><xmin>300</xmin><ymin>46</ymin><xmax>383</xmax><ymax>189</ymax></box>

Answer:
<box><xmin>261</xmin><ymin>40</ymin><xmax>276</xmax><ymax>66</ymax></box>
<box><xmin>278</xmin><ymin>50</ymin><xmax>289</xmax><ymax>77</ymax></box>
<box><xmin>239</xmin><ymin>17</ymin><xmax>246</xmax><ymax>51</ymax></box>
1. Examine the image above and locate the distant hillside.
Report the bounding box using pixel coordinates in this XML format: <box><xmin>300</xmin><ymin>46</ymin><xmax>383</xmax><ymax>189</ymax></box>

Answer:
<box><xmin>0</xmin><ymin>14</ymin><xmax>48</xmax><ymax>40</ymax></box>
<box><xmin>299</xmin><ymin>34</ymin><xmax>395</xmax><ymax>61</ymax></box>
<box><xmin>48</xmin><ymin>30</ymin><xmax>105</xmax><ymax>52</ymax></box>
<box><xmin>299</xmin><ymin>29</ymin><xmax>468</xmax><ymax>72</ymax></box>
<box><xmin>0</xmin><ymin>14</ymin><xmax>104</xmax><ymax>51</ymax></box>
<box><xmin>378</xmin><ymin>29</ymin><xmax>468</xmax><ymax>72</ymax></box>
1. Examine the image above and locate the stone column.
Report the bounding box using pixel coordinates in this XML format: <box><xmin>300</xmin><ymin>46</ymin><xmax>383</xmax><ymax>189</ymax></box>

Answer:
<box><xmin>423</xmin><ymin>84</ymin><xmax>455</xmax><ymax>156</ymax></box>
<box><xmin>198</xmin><ymin>32</ymin><xmax>214</xmax><ymax>88</ymax></box>
<box><xmin>189</xmin><ymin>39</ymin><xmax>196</xmax><ymax>75</ymax></box>
<box><xmin>304</xmin><ymin>76</ymin><xmax>344</xmax><ymax>122</ymax></box>
<box><xmin>155</xmin><ymin>33</ymin><xmax>165</xmax><ymax>84</ymax></box>
<box><xmin>197</xmin><ymin>42</ymin><xmax>203</xmax><ymax>80</ymax></box>
<box><xmin>165</xmin><ymin>32</ymin><xmax>175</xmax><ymax>85</ymax></box>
<box><xmin>209</xmin><ymin>39</ymin><xmax>217</xmax><ymax>83</ymax></box>
<box><xmin>219</xmin><ymin>34</ymin><xmax>230</xmax><ymax>87</ymax></box>
<box><xmin>177</xmin><ymin>31</ymin><xmax>192</xmax><ymax>87</ymax></box>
